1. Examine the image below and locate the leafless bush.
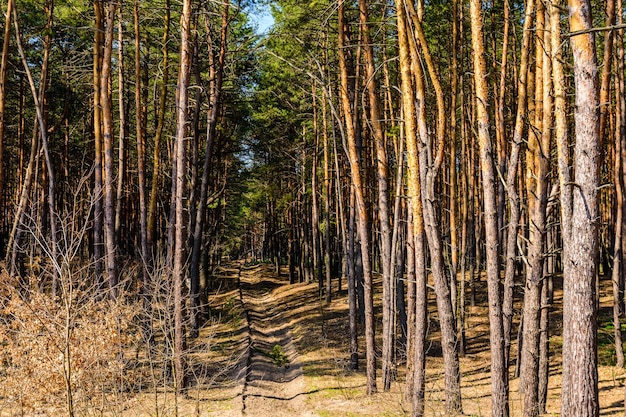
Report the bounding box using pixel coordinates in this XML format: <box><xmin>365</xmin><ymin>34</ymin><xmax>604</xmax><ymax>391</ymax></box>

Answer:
<box><xmin>0</xmin><ymin>267</ymin><xmax>142</xmax><ymax>416</ymax></box>
<box><xmin>0</xmin><ymin>186</ymin><xmax>237</xmax><ymax>416</ymax></box>
<box><xmin>0</xmin><ymin>187</ymin><xmax>145</xmax><ymax>416</ymax></box>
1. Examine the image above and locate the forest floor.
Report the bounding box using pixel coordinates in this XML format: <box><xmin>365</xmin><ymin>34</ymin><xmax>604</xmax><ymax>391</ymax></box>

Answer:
<box><xmin>14</xmin><ymin>261</ymin><xmax>619</xmax><ymax>416</ymax></box>
<box><xmin>186</xmin><ymin>261</ymin><xmax>626</xmax><ymax>416</ymax></box>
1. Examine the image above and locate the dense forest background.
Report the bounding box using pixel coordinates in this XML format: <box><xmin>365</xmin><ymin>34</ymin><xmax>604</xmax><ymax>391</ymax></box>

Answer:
<box><xmin>0</xmin><ymin>0</ymin><xmax>622</xmax><ymax>415</ymax></box>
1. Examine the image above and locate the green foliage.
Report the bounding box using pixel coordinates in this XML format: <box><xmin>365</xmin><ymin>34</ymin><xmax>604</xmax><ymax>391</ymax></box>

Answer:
<box><xmin>597</xmin><ymin>318</ymin><xmax>626</xmax><ymax>366</ymax></box>
<box><xmin>251</xmin><ymin>343</ymin><xmax>290</xmax><ymax>367</ymax></box>
<box><xmin>268</xmin><ymin>344</ymin><xmax>290</xmax><ymax>367</ymax></box>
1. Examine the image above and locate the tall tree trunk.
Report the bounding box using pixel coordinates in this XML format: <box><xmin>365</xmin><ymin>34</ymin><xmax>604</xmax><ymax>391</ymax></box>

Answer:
<box><xmin>495</xmin><ymin>0</ymin><xmax>511</xmax><ymax>251</ymax></box>
<box><xmin>115</xmin><ymin>9</ymin><xmax>126</xmax><ymax>245</ymax></box>
<box><xmin>147</xmin><ymin>0</ymin><xmax>170</xmax><ymax>253</ymax></box>
<box><xmin>13</xmin><ymin>1</ymin><xmax>57</xmax><ymax>285</ymax></box>
<box><xmin>358</xmin><ymin>0</ymin><xmax>393</xmax><ymax>390</ymax></box>
<box><xmin>503</xmin><ymin>0</ymin><xmax>535</xmax><ymax>371</ymax></box>
<box><xmin>189</xmin><ymin>1</ymin><xmax>228</xmax><ymax>338</ymax></box>
<box><xmin>92</xmin><ymin>0</ymin><xmax>104</xmax><ymax>287</ymax></box>
<box><xmin>134</xmin><ymin>0</ymin><xmax>151</xmax><ymax>336</ymax></box>
<box><xmin>521</xmin><ymin>2</ymin><xmax>552</xmax><ymax>415</ymax></box>
<box><xmin>598</xmin><ymin>0</ymin><xmax>616</xmax><ymax>142</ymax></box>
<box><xmin>338</xmin><ymin>0</ymin><xmax>376</xmax><ymax>394</ymax></box>
<box><xmin>99</xmin><ymin>0</ymin><xmax>118</xmax><ymax>298</ymax></box>
<box><xmin>311</xmin><ymin>91</ymin><xmax>321</xmax><ymax>297</ymax></box>
<box><xmin>405</xmin><ymin>3</ymin><xmax>462</xmax><ymax>412</ymax></box>
<box><xmin>469</xmin><ymin>0</ymin><xmax>509</xmax><ymax>414</ymax></box>
<box><xmin>404</xmin><ymin>195</ymin><xmax>416</xmax><ymax>404</ymax></box>
<box><xmin>0</xmin><ymin>0</ymin><xmax>13</xmax><ymax>228</ymax></box>
<box><xmin>538</xmin><ymin>266</ymin><xmax>550</xmax><ymax>411</ymax></box>
<box><xmin>4</xmin><ymin>0</ymin><xmax>37</xmax><ymax>275</ymax></box>
<box><xmin>322</xmin><ymin>84</ymin><xmax>332</xmax><ymax>303</ymax></box>
<box><xmin>449</xmin><ymin>0</ymin><xmax>460</xmax><ymax>324</ymax></box>
<box><xmin>171</xmin><ymin>0</ymin><xmax>193</xmax><ymax>392</ymax></box>
<box><xmin>559</xmin><ymin>0</ymin><xmax>601</xmax><ymax>413</ymax></box>
<box><xmin>613</xmin><ymin>4</ymin><xmax>626</xmax><ymax>369</ymax></box>
<box><xmin>536</xmin><ymin>7</ymin><xmax>553</xmax><ymax>411</ymax></box>
<box><xmin>396</xmin><ymin>2</ymin><xmax>427</xmax><ymax>413</ymax></box>
<box><xmin>330</xmin><ymin>110</ymin><xmax>356</xmax><ymax>368</ymax></box>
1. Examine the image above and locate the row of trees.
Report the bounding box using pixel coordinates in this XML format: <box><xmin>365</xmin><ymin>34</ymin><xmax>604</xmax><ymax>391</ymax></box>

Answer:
<box><xmin>0</xmin><ymin>0</ymin><xmax>258</xmax><ymax>400</ymax></box>
<box><xmin>252</xmin><ymin>0</ymin><xmax>618</xmax><ymax>416</ymax></box>
<box><xmin>0</xmin><ymin>0</ymin><xmax>621</xmax><ymax>416</ymax></box>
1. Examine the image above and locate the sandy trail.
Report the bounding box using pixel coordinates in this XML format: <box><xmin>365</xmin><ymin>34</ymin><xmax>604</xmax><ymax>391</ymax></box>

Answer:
<box><xmin>238</xmin><ymin>265</ymin><xmax>314</xmax><ymax>417</ymax></box>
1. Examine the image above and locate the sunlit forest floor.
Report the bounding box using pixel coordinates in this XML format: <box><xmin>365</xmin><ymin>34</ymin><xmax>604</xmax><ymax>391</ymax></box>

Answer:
<box><xmin>184</xmin><ymin>262</ymin><xmax>626</xmax><ymax>416</ymax></box>
<box><xmin>1</xmin><ymin>262</ymin><xmax>624</xmax><ymax>416</ymax></box>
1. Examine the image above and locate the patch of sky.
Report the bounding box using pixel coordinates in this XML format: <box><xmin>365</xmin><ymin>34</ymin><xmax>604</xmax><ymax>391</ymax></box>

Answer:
<box><xmin>248</xmin><ymin>2</ymin><xmax>274</xmax><ymax>36</ymax></box>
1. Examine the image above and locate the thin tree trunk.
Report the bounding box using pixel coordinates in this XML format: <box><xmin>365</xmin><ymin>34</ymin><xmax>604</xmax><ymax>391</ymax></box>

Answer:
<box><xmin>405</xmin><ymin>3</ymin><xmax>462</xmax><ymax>411</ymax></box>
<box><xmin>496</xmin><ymin>0</ymin><xmax>511</xmax><ymax>251</ymax></box>
<box><xmin>396</xmin><ymin>3</ymin><xmax>427</xmax><ymax>413</ymax></box>
<box><xmin>404</xmin><ymin>196</ymin><xmax>416</xmax><ymax>404</ymax></box>
<box><xmin>115</xmin><ymin>9</ymin><xmax>126</xmax><ymax>243</ymax></box>
<box><xmin>538</xmin><ymin>266</ymin><xmax>550</xmax><ymax>411</ymax></box>
<box><xmin>133</xmin><ymin>0</ymin><xmax>151</xmax><ymax>338</ymax></box>
<box><xmin>469</xmin><ymin>0</ymin><xmax>509</xmax><ymax>413</ymax></box>
<box><xmin>521</xmin><ymin>3</ymin><xmax>552</xmax><ymax>414</ymax></box>
<box><xmin>189</xmin><ymin>1</ymin><xmax>228</xmax><ymax>338</ymax></box>
<box><xmin>0</xmin><ymin>0</ymin><xmax>13</xmax><ymax>223</ymax></box>
<box><xmin>99</xmin><ymin>0</ymin><xmax>118</xmax><ymax>297</ymax></box>
<box><xmin>329</xmin><ymin>109</ymin><xmax>356</xmax><ymax>368</ymax></box>
<box><xmin>503</xmin><ymin>0</ymin><xmax>535</xmax><ymax>371</ymax></box>
<box><xmin>92</xmin><ymin>0</ymin><xmax>104</xmax><ymax>287</ymax></box>
<box><xmin>147</xmin><ymin>0</ymin><xmax>170</xmax><ymax>253</ymax></box>
<box><xmin>311</xmin><ymin>91</ymin><xmax>322</xmax><ymax>297</ymax></box>
<box><xmin>358</xmin><ymin>0</ymin><xmax>393</xmax><ymax>390</ymax></box>
<box><xmin>613</xmin><ymin>3</ymin><xmax>626</xmax><ymax>369</ymax></box>
<box><xmin>5</xmin><ymin>113</ymin><xmax>38</xmax><ymax>276</ymax></box>
<box><xmin>449</xmin><ymin>0</ymin><xmax>460</xmax><ymax>322</ymax></box>
<box><xmin>536</xmin><ymin>8</ymin><xmax>553</xmax><ymax>412</ymax></box>
<box><xmin>13</xmin><ymin>2</ymin><xmax>57</xmax><ymax>285</ymax></box>
<box><xmin>598</xmin><ymin>0</ymin><xmax>616</xmax><ymax>142</ymax></box>
<box><xmin>171</xmin><ymin>0</ymin><xmax>193</xmax><ymax>392</ymax></box>
<box><xmin>338</xmin><ymin>0</ymin><xmax>376</xmax><ymax>394</ymax></box>
<box><xmin>322</xmin><ymin>84</ymin><xmax>332</xmax><ymax>303</ymax></box>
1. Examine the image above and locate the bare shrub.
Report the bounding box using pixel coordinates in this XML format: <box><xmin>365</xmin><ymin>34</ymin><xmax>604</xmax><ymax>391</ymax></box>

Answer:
<box><xmin>0</xmin><ymin>186</ymin><xmax>145</xmax><ymax>416</ymax></box>
<box><xmin>0</xmin><ymin>267</ymin><xmax>142</xmax><ymax>416</ymax></box>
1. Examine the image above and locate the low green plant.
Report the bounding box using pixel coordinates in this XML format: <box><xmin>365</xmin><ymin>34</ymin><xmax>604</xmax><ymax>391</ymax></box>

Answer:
<box><xmin>252</xmin><ymin>344</ymin><xmax>290</xmax><ymax>367</ymax></box>
<box><xmin>269</xmin><ymin>344</ymin><xmax>290</xmax><ymax>367</ymax></box>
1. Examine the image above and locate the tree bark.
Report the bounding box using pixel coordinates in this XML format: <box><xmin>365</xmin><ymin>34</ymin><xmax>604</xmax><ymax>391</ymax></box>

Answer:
<box><xmin>358</xmin><ymin>0</ymin><xmax>393</xmax><ymax>390</ymax></box>
<box><xmin>338</xmin><ymin>0</ymin><xmax>376</xmax><ymax>394</ymax></box>
<box><xmin>503</xmin><ymin>0</ymin><xmax>535</xmax><ymax>371</ymax></box>
<box><xmin>99</xmin><ymin>0</ymin><xmax>118</xmax><ymax>298</ymax></box>
<box><xmin>612</xmin><ymin>2</ymin><xmax>626</xmax><ymax>369</ymax></box>
<box><xmin>133</xmin><ymin>0</ymin><xmax>152</xmax><ymax>338</ymax></box>
<box><xmin>0</xmin><ymin>0</ymin><xmax>13</xmax><ymax>227</ymax></box>
<box><xmin>598</xmin><ymin>0</ymin><xmax>616</xmax><ymax>142</ymax></box>
<box><xmin>115</xmin><ymin>9</ymin><xmax>126</xmax><ymax>246</ymax></box>
<box><xmin>92</xmin><ymin>0</ymin><xmax>104</xmax><ymax>287</ymax></box>
<box><xmin>396</xmin><ymin>3</ymin><xmax>428</xmax><ymax>413</ymax></box>
<box><xmin>13</xmin><ymin>0</ymin><xmax>57</xmax><ymax>286</ymax></box>
<box><xmin>189</xmin><ymin>1</ymin><xmax>229</xmax><ymax>338</ymax></box>
<box><xmin>560</xmin><ymin>0</ymin><xmax>601</xmax><ymax>413</ymax></box>
<box><xmin>469</xmin><ymin>0</ymin><xmax>509</xmax><ymax>413</ymax></box>
<box><xmin>147</xmin><ymin>0</ymin><xmax>170</xmax><ymax>253</ymax></box>
<box><xmin>171</xmin><ymin>0</ymin><xmax>193</xmax><ymax>392</ymax></box>
<box><xmin>405</xmin><ymin>3</ymin><xmax>462</xmax><ymax>412</ymax></box>
<box><xmin>520</xmin><ymin>3</ymin><xmax>552</xmax><ymax>414</ymax></box>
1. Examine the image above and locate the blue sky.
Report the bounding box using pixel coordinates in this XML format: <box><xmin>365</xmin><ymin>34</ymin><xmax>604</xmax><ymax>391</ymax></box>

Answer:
<box><xmin>249</xmin><ymin>5</ymin><xmax>274</xmax><ymax>35</ymax></box>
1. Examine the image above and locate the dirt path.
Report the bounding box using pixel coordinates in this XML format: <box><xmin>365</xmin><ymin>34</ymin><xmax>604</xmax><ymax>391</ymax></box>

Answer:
<box><xmin>238</xmin><ymin>264</ymin><xmax>315</xmax><ymax>417</ymax></box>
